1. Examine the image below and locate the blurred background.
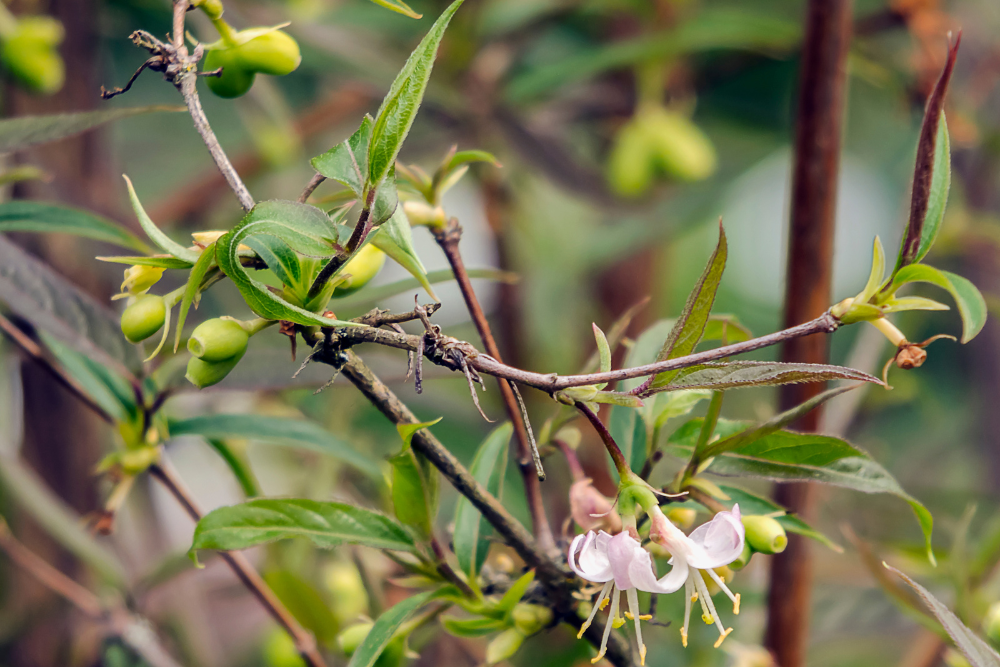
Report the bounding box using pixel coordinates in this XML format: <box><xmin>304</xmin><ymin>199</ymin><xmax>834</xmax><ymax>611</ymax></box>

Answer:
<box><xmin>1</xmin><ymin>0</ymin><xmax>999</xmax><ymax>665</ymax></box>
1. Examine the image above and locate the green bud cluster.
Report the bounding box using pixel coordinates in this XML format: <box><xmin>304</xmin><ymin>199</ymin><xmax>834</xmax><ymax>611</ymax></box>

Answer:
<box><xmin>607</xmin><ymin>106</ymin><xmax>717</xmax><ymax>197</ymax></box>
<box><xmin>0</xmin><ymin>16</ymin><xmax>65</xmax><ymax>94</ymax></box>
<box><xmin>185</xmin><ymin>318</ymin><xmax>251</xmax><ymax>388</ymax></box>
<box><xmin>204</xmin><ymin>26</ymin><xmax>301</xmax><ymax>98</ymax></box>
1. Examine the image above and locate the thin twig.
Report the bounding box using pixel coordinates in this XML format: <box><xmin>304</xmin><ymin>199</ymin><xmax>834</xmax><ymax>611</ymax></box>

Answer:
<box><xmin>337</xmin><ymin>350</ymin><xmax>634</xmax><ymax>666</ymax></box>
<box><xmin>0</xmin><ymin>519</ymin><xmax>183</xmax><ymax>667</ymax></box>
<box><xmin>148</xmin><ymin>462</ymin><xmax>328</xmax><ymax>667</ymax></box>
<box><xmin>298</xmin><ymin>173</ymin><xmax>327</xmax><ymax>203</ymax></box>
<box><xmin>171</xmin><ymin>0</ymin><xmax>254</xmax><ymax>211</ymax></box>
<box><xmin>432</xmin><ymin>218</ymin><xmax>556</xmax><ymax>552</ymax></box>
<box><xmin>575</xmin><ymin>402</ymin><xmax>629</xmax><ymax>477</ymax></box>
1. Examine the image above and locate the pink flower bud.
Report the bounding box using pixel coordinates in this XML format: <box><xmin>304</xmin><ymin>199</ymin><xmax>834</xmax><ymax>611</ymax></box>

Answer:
<box><xmin>569</xmin><ymin>478</ymin><xmax>621</xmax><ymax>533</ymax></box>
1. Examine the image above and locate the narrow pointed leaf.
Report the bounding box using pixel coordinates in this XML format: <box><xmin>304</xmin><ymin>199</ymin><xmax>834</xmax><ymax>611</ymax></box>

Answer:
<box><xmin>215</xmin><ymin>200</ymin><xmax>359</xmax><ymax>327</ymax></box>
<box><xmin>347</xmin><ymin>592</ymin><xmax>435</xmax><ymax>667</ymax></box>
<box><xmin>371</xmin><ymin>207</ymin><xmax>438</xmax><ymax>301</ymax></box>
<box><xmin>368</xmin><ymin>0</ymin><xmax>465</xmax><ymax>185</ymax></box>
<box><xmin>0</xmin><ymin>105</ymin><xmax>182</xmax><ymax>153</ymax></box>
<box><xmin>173</xmin><ymin>243</ymin><xmax>217</xmax><ymax>352</ymax></box>
<box><xmin>311</xmin><ymin>116</ymin><xmax>373</xmax><ymax>198</ymax></box>
<box><xmin>168</xmin><ymin>414</ymin><xmax>381</xmax><ymax>477</ymax></box>
<box><xmin>893</xmin><ymin>38</ymin><xmax>959</xmax><ymax>272</ymax></box>
<box><xmin>366</xmin><ymin>0</ymin><xmax>422</xmax><ymax>19</ymax></box>
<box><xmin>123</xmin><ymin>176</ymin><xmax>199</xmax><ymax>263</ymax></box>
<box><xmin>668</xmin><ymin>414</ymin><xmax>935</xmax><ymax>562</ymax></box>
<box><xmin>371</xmin><ymin>168</ymin><xmax>399</xmax><ymax>226</ymax></box>
<box><xmin>859</xmin><ymin>236</ymin><xmax>886</xmax><ymax>304</ymax></box>
<box><xmin>191</xmin><ymin>499</ymin><xmax>415</xmax><ymax>555</ymax></box>
<box><xmin>0</xmin><ymin>235</ymin><xmax>140</xmax><ymax>370</ymax></box>
<box><xmin>0</xmin><ymin>201</ymin><xmax>152</xmax><ymax>253</ymax></box>
<box><xmin>38</xmin><ymin>331</ymin><xmax>136</xmax><ymax>423</ymax></box>
<box><xmin>651</xmin><ymin>224</ymin><xmax>727</xmax><ymax>388</ymax></box>
<box><xmin>881</xmin><ymin>296</ymin><xmax>950</xmax><ymax>313</ymax></box>
<box><xmin>497</xmin><ymin>570</ymin><xmax>534</xmax><ymax>612</ymax></box>
<box><xmin>887</xmin><ymin>565</ymin><xmax>1000</xmax><ymax>667</ymax></box>
<box><xmin>391</xmin><ymin>447</ymin><xmax>436</xmax><ymax>538</ymax></box>
<box><xmin>454</xmin><ymin>422</ymin><xmax>512</xmax><ymax>577</ymax></box>
<box><xmin>644</xmin><ymin>361</ymin><xmax>882</xmax><ymax>395</ymax></box>
<box><xmin>97</xmin><ymin>255</ymin><xmax>192</xmax><ymax>269</ymax></box>
<box><xmin>885</xmin><ymin>264</ymin><xmax>986</xmax><ymax>343</ymax></box>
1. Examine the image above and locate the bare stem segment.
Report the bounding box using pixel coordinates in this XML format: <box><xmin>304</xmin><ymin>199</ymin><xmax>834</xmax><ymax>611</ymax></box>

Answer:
<box><xmin>149</xmin><ymin>462</ymin><xmax>328</xmax><ymax>667</ymax></box>
<box><xmin>338</xmin><ymin>351</ymin><xmax>635</xmax><ymax>667</ymax></box>
<box><xmin>432</xmin><ymin>218</ymin><xmax>556</xmax><ymax>553</ymax></box>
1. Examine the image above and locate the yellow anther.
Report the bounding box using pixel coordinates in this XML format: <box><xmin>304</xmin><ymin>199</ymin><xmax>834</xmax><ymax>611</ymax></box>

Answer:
<box><xmin>713</xmin><ymin>627</ymin><xmax>733</xmax><ymax>648</ymax></box>
<box><xmin>691</xmin><ymin>593</ymin><xmax>698</xmax><ymax>602</ymax></box>
<box><xmin>640</xmin><ymin>645</ymin><xmax>647</xmax><ymax>666</ymax></box>
<box><xmin>702</xmin><ymin>613</ymin><xmax>713</xmax><ymax>625</ymax></box>
<box><xmin>612</xmin><ymin>616</ymin><xmax>626</xmax><ymax>629</ymax></box>
<box><xmin>624</xmin><ymin>611</ymin><xmax>633</xmax><ymax>620</ymax></box>
<box><xmin>734</xmin><ymin>593</ymin><xmax>741</xmax><ymax>615</ymax></box>
<box><xmin>577</xmin><ymin>622</ymin><xmax>590</xmax><ymax>639</ymax></box>
<box><xmin>680</xmin><ymin>628</ymin><xmax>688</xmax><ymax>648</ymax></box>
<box><xmin>638</xmin><ymin>614</ymin><xmax>653</xmax><ymax>621</ymax></box>
<box><xmin>599</xmin><ymin>597</ymin><xmax>610</xmax><ymax>611</ymax></box>
<box><xmin>591</xmin><ymin>648</ymin><xmax>607</xmax><ymax>664</ymax></box>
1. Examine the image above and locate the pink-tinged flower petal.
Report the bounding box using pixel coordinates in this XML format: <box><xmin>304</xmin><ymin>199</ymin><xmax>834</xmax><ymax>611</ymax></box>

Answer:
<box><xmin>569</xmin><ymin>479</ymin><xmax>623</xmax><ymax>533</ymax></box>
<box><xmin>606</xmin><ymin>531</ymin><xmax>642</xmax><ymax>589</ymax></box>
<box><xmin>568</xmin><ymin>531</ymin><xmax>613</xmax><ymax>582</ymax></box>
<box><xmin>628</xmin><ymin>543</ymin><xmax>689</xmax><ymax>594</ymax></box>
<box><xmin>685</xmin><ymin>504</ymin><xmax>745</xmax><ymax>569</ymax></box>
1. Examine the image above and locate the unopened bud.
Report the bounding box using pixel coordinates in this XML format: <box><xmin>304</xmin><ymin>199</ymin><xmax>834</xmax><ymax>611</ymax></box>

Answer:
<box><xmin>742</xmin><ymin>515</ymin><xmax>788</xmax><ymax>555</ymax></box>
<box><xmin>336</xmin><ymin>622</ymin><xmax>373</xmax><ymax>657</ymax></box>
<box><xmin>607</xmin><ymin>118</ymin><xmax>656</xmax><ymax>197</ymax></box>
<box><xmin>204</xmin><ymin>28</ymin><xmax>301</xmax><ymax>99</ymax></box>
<box><xmin>666</xmin><ymin>507</ymin><xmax>697</xmax><ymax>531</ymax></box>
<box><xmin>729</xmin><ymin>542</ymin><xmax>753</xmax><ymax>571</ymax></box>
<box><xmin>983</xmin><ymin>601</ymin><xmax>1000</xmax><ymax>645</ymax></box>
<box><xmin>1</xmin><ymin>17</ymin><xmax>65</xmax><ymax>94</ymax></box>
<box><xmin>188</xmin><ymin>318</ymin><xmax>249</xmax><ymax>362</ymax></box>
<box><xmin>118</xmin><ymin>446</ymin><xmax>160</xmax><ymax>475</ymax></box>
<box><xmin>569</xmin><ymin>478</ymin><xmax>621</xmax><ymax>533</ymax></box>
<box><xmin>403</xmin><ymin>200</ymin><xmax>446</xmax><ymax>227</ymax></box>
<box><xmin>333</xmin><ymin>245</ymin><xmax>386</xmax><ymax>297</ymax></box>
<box><xmin>324</xmin><ymin>560</ymin><xmax>369</xmax><ymax>624</ymax></box>
<box><xmin>185</xmin><ymin>348</ymin><xmax>246</xmax><ymax>388</ymax></box>
<box><xmin>512</xmin><ymin>603</ymin><xmax>553</xmax><ymax>636</ymax></box>
<box><xmin>121</xmin><ymin>294</ymin><xmax>166</xmax><ymax>343</ymax></box>
<box><xmin>263</xmin><ymin>627</ymin><xmax>306</xmax><ymax>667</ymax></box>
<box><xmin>643</xmin><ymin>107</ymin><xmax>717</xmax><ymax>182</ymax></box>
<box><xmin>486</xmin><ymin>627</ymin><xmax>525</xmax><ymax>665</ymax></box>
<box><xmin>554</xmin><ymin>385</ymin><xmax>599</xmax><ymax>405</ymax></box>
<box><xmin>121</xmin><ymin>264</ymin><xmax>164</xmax><ymax>296</ymax></box>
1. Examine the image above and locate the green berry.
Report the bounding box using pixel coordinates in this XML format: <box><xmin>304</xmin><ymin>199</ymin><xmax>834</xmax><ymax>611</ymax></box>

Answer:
<box><xmin>742</xmin><ymin>515</ymin><xmax>788</xmax><ymax>555</ymax></box>
<box><xmin>204</xmin><ymin>47</ymin><xmax>256</xmax><ymax>98</ymax></box>
<box><xmin>333</xmin><ymin>245</ymin><xmax>386</xmax><ymax>297</ymax></box>
<box><xmin>606</xmin><ymin>117</ymin><xmax>657</xmax><ymax>197</ymax></box>
<box><xmin>1</xmin><ymin>17</ymin><xmax>65</xmax><ymax>95</ymax></box>
<box><xmin>121</xmin><ymin>294</ymin><xmax>167</xmax><ymax>343</ymax></box>
<box><xmin>185</xmin><ymin>348</ymin><xmax>246</xmax><ymax>388</ymax></box>
<box><xmin>485</xmin><ymin>628</ymin><xmax>525</xmax><ymax>665</ymax></box>
<box><xmin>188</xmin><ymin>318</ymin><xmax>249</xmax><ymax>362</ymax></box>
<box><xmin>336</xmin><ymin>622</ymin><xmax>374</xmax><ymax>657</ymax></box>
<box><xmin>235</xmin><ymin>30</ymin><xmax>301</xmax><ymax>76</ymax></box>
<box><xmin>642</xmin><ymin>107</ymin><xmax>717</xmax><ymax>182</ymax></box>
<box><xmin>203</xmin><ymin>28</ymin><xmax>301</xmax><ymax>98</ymax></box>
<box><xmin>511</xmin><ymin>603</ymin><xmax>553</xmax><ymax>636</ymax></box>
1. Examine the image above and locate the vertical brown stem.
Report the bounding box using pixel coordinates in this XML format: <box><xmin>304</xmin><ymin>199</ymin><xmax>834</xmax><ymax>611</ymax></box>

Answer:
<box><xmin>764</xmin><ymin>1</ymin><xmax>852</xmax><ymax>665</ymax></box>
<box><xmin>433</xmin><ymin>219</ymin><xmax>557</xmax><ymax>555</ymax></box>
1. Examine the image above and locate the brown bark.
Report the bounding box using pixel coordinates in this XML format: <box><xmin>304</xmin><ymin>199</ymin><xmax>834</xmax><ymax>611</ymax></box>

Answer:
<box><xmin>763</xmin><ymin>1</ymin><xmax>853</xmax><ymax>665</ymax></box>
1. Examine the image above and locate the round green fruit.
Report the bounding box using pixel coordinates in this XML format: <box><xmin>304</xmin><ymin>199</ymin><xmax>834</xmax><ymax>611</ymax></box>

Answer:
<box><xmin>188</xmin><ymin>318</ymin><xmax>249</xmax><ymax>362</ymax></box>
<box><xmin>121</xmin><ymin>294</ymin><xmax>167</xmax><ymax>343</ymax></box>
<box><xmin>333</xmin><ymin>245</ymin><xmax>386</xmax><ymax>297</ymax></box>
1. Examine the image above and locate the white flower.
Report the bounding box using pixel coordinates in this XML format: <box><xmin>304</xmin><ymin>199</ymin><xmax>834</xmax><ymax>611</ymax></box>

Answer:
<box><xmin>568</xmin><ymin>505</ymin><xmax>745</xmax><ymax>663</ymax></box>
<box><xmin>648</xmin><ymin>503</ymin><xmax>745</xmax><ymax>649</ymax></box>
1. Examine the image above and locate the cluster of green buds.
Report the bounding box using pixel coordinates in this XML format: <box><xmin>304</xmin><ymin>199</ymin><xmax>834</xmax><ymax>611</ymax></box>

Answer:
<box><xmin>397</xmin><ymin>146</ymin><xmax>501</xmax><ymax>231</ymax></box>
<box><xmin>0</xmin><ymin>5</ymin><xmax>65</xmax><ymax>95</ymax></box>
<box><xmin>191</xmin><ymin>0</ymin><xmax>301</xmax><ymax>98</ymax></box>
<box><xmin>607</xmin><ymin>104</ymin><xmax>717</xmax><ymax>198</ymax></box>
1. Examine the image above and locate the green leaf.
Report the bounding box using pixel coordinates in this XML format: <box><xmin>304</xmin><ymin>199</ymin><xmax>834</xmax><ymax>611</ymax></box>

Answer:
<box><xmin>715</xmin><ymin>484</ymin><xmax>841</xmax><ymax>551</ymax></box>
<box><xmin>332</xmin><ymin>267</ymin><xmax>516</xmax><ymax>309</ymax></box>
<box><xmin>347</xmin><ymin>592</ymin><xmax>434</xmax><ymax>667</ymax></box>
<box><xmin>442</xmin><ymin>616</ymin><xmax>507</xmax><ymax>637</ymax></box>
<box><xmin>123</xmin><ymin>176</ymin><xmax>200</xmax><ymax>263</ymax></box>
<box><xmin>650</xmin><ymin>224</ymin><xmax>727</xmax><ymax>389</ymax></box>
<box><xmin>497</xmin><ymin>570</ymin><xmax>534</xmax><ymax>612</ymax></box>
<box><xmin>371</xmin><ymin>168</ymin><xmax>399</xmax><ymax>226</ymax></box>
<box><xmin>651</xmin><ymin>389</ymin><xmax>712</xmax><ymax>430</ymax></box>
<box><xmin>311</xmin><ymin>116</ymin><xmax>373</xmax><ymax>198</ymax></box>
<box><xmin>215</xmin><ymin>200</ymin><xmax>359</xmax><ymax>328</ymax></box>
<box><xmin>0</xmin><ymin>106</ymin><xmax>182</xmax><ymax>153</ymax></box>
<box><xmin>205</xmin><ymin>439</ymin><xmax>260</xmax><ymax>498</ymax></box>
<box><xmin>669</xmin><ymin>411</ymin><xmax>935</xmax><ymax>563</ymax></box>
<box><xmin>390</xmin><ymin>445</ymin><xmax>437</xmax><ymax>538</ymax></box>
<box><xmin>168</xmin><ymin>414</ymin><xmax>381</xmax><ymax>478</ymax></box>
<box><xmin>700</xmin><ymin>315</ymin><xmax>752</xmax><ymax>344</ymax></box>
<box><xmin>646</xmin><ymin>361</ymin><xmax>882</xmax><ymax>394</ymax></box>
<box><xmin>454</xmin><ymin>423</ymin><xmax>512</xmax><ymax>577</ymax></box>
<box><xmin>191</xmin><ymin>499</ymin><xmax>416</xmax><ymax>556</ymax></box>
<box><xmin>884</xmin><ymin>264</ymin><xmax>987</xmax><ymax>343</ymax></box>
<box><xmin>371</xmin><ymin>207</ymin><xmax>438</xmax><ymax>301</ymax></box>
<box><xmin>242</xmin><ymin>235</ymin><xmax>302</xmax><ymax>290</ymax></box>
<box><xmin>887</xmin><ymin>565</ymin><xmax>1000</xmax><ymax>667</ymax></box>
<box><xmin>173</xmin><ymin>243</ymin><xmax>218</xmax><ymax>353</ymax></box>
<box><xmin>0</xmin><ymin>235</ymin><xmax>141</xmax><ymax>371</ymax></box>
<box><xmin>97</xmin><ymin>255</ymin><xmax>193</xmax><ymax>269</ymax></box>
<box><xmin>894</xmin><ymin>40</ymin><xmax>958</xmax><ymax>272</ymax></box>
<box><xmin>858</xmin><ymin>236</ymin><xmax>887</xmax><ymax>304</ymax></box>
<box><xmin>366</xmin><ymin>0</ymin><xmax>422</xmax><ymax>19</ymax></box>
<box><xmin>397</xmin><ymin>418</ymin><xmax>442</xmax><ymax>450</ymax></box>
<box><xmin>505</xmin><ymin>9</ymin><xmax>800</xmax><ymax>103</ymax></box>
<box><xmin>368</xmin><ymin>0</ymin><xmax>465</xmax><ymax>185</ymax></box>
<box><xmin>264</xmin><ymin>570</ymin><xmax>339</xmax><ymax>644</ymax></box>
<box><xmin>881</xmin><ymin>296</ymin><xmax>950</xmax><ymax>313</ymax></box>
<box><xmin>38</xmin><ymin>331</ymin><xmax>136</xmax><ymax>423</ymax></box>
<box><xmin>0</xmin><ymin>201</ymin><xmax>152</xmax><ymax>253</ymax></box>
<box><xmin>593</xmin><ymin>323</ymin><xmax>611</xmax><ymax>391</ymax></box>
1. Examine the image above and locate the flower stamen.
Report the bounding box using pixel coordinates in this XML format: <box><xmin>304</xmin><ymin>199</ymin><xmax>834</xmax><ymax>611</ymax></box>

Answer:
<box><xmin>626</xmin><ymin>588</ymin><xmax>646</xmax><ymax>666</ymax></box>
<box><xmin>705</xmin><ymin>567</ymin><xmax>740</xmax><ymax>614</ymax></box>
<box><xmin>591</xmin><ymin>587</ymin><xmax>621</xmax><ymax>664</ymax></box>
<box><xmin>681</xmin><ymin>576</ymin><xmax>694</xmax><ymax>648</ymax></box>
<box><xmin>578</xmin><ymin>581</ymin><xmax>614</xmax><ymax>639</ymax></box>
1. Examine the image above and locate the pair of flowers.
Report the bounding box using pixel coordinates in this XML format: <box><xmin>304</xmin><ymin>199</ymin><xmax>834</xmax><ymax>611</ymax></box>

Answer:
<box><xmin>568</xmin><ymin>503</ymin><xmax>745</xmax><ymax>664</ymax></box>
